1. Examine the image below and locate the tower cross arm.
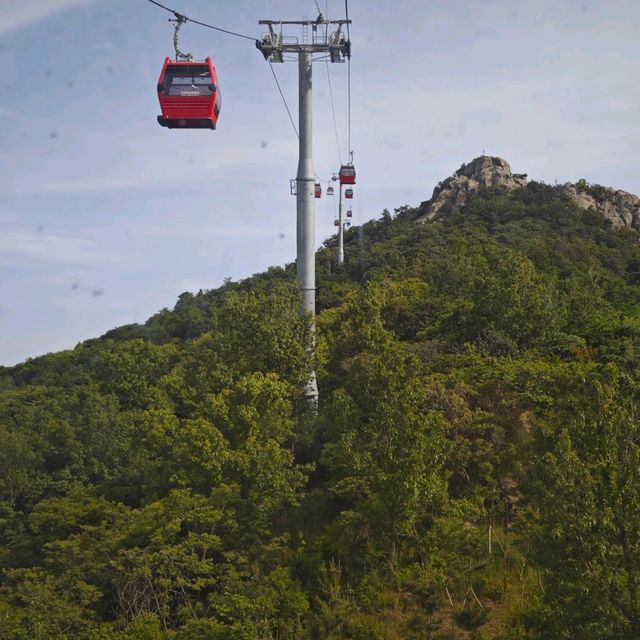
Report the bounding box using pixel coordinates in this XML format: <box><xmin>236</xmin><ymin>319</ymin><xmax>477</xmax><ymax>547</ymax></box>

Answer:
<box><xmin>256</xmin><ymin>18</ymin><xmax>351</xmax><ymax>61</ymax></box>
<box><xmin>258</xmin><ymin>19</ymin><xmax>351</xmax><ymax>26</ymax></box>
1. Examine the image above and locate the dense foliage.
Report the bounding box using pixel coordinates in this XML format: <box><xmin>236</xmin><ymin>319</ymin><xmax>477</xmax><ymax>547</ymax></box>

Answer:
<box><xmin>1</xmin><ymin>183</ymin><xmax>640</xmax><ymax>638</ymax></box>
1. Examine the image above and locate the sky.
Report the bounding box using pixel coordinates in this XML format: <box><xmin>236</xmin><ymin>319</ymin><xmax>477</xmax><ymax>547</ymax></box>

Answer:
<box><xmin>0</xmin><ymin>0</ymin><xmax>639</xmax><ymax>365</ymax></box>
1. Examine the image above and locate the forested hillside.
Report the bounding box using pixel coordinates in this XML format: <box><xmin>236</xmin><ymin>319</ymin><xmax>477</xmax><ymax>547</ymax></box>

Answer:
<box><xmin>2</xmin><ymin>182</ymin><xmax>640</xmax><ymax>639</ymax></box>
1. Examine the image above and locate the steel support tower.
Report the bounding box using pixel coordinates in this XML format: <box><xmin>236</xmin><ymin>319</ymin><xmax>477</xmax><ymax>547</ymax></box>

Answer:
<box><xmin>337</xmin><ymin>179</ymin><xmax>345</xmax><ymax>265</ymax></box>
<box><xmin>257</xmin><ymin>16</ymin><xmax>351</xmax><ymax>406</ymax></box>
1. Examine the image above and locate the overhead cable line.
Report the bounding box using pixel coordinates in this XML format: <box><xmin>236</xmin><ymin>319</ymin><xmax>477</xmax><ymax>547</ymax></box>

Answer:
<box><xmin>344</xmin><ymin>0</ymin><xmax>352</xmax><ymax>155</ymax></box>
<box><xmin>344</xmin><ymin>0</ymin><xmax>350</xmax><ymax>40</ymax></box>
<box><xmin>326</xmin><ymin>62</ymin><xmax>342</xmax><ymax>164</ymax></box>
<box><xmin>347</xmin><ymin>57</ymin><xmax>352</xmax><ymax>157</ymax></box>
<box><xmin>268</xmin><ymin>62</ymin><xmax>299</xmax><ymax>139</ymax></box>
<box><xmin>146</xmin><ymin>0</ymin><xmax>302</xmax><ymax>147</ymax></box>
<box><xmin>312</xmin><ymin>0</ymin><xmax>325</xmax><ymax>35</ymax></box>
<box><xmin>145</xmin><ymin>0</ymin><xmax>257</xmax><ymax>42</ymax></box>
<box><xmin>147</xmin><ymin>0</ymin><xmax>348</xmax><ymax>175</ymax></box>
<box><xmin>268</xmin><ymin>37</ymin><xmax>329</xmax><ymax>182</ymax></box>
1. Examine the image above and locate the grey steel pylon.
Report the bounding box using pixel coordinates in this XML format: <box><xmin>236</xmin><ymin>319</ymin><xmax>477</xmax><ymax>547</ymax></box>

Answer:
<box><xmin>337</xmin><ymin>179</ymin><xmax>345</xmax><ymax>266</ymax></box>
<box><xmin>257</xmin><ymin>15</ymin><xmax>351</xmax><ymax>407</ymax></box>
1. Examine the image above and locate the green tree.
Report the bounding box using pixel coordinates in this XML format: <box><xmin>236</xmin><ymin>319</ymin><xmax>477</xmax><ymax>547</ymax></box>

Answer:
<box><xmin>526</xmin><ymin>366</ymin><xmax>640</xmax><ymax>639</ymax></box>
<box><xmin>322</xmin><ymin>339</ymin><xmax>448</xmax><ymax>579</ymax></box>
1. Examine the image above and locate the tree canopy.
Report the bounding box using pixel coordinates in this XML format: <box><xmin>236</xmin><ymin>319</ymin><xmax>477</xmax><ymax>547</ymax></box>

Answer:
<box><xmin>2</xmin><ymin>183</ymin><xmax>640</xmax><ymax>638</ymax></box>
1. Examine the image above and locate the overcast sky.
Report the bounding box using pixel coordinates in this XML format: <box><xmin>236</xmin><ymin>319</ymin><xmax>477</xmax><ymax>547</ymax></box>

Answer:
<box><xmin>0</xmin><ymin>0</ymin><xmax>638</xmax><ymax>365</ymax></box>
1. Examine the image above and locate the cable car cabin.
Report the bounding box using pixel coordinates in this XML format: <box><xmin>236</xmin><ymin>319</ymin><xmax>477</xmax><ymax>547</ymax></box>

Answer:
<box><xmin>345</xmin><ymin>188</ymin><xmax>354</xmax><ymax>199</ymax></box>
<box><xmin>327</xmin><ymin>185</ymin><xmax>334</xmax><ymax>196</ymax></box>
<box><xmin>346</xmin><ymin>209</ymin><xmax>352</xmax><ymax>218</ymax></box>
<box><xmin>315</xmin><ymin>183</ymin><xmax>322</xmax><ymax>198</ymax></box>
<box><xmin>334</xmin><ymin>219</ymin><xmax>340</xmax><ymax>227</ymax></box>
<box><xmin>339</xmin><ymin>163</ymin><xmax>356</xmax><ymax>185</ymax></box>
<box><xmin>157</xmin><ymin>57</ymin><xmax>221</xmax><ymax>129</ymax></box>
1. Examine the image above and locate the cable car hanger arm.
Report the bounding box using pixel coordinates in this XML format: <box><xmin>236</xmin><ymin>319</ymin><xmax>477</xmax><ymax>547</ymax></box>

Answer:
<box><xmin>170</xmin><ymin>13</ymin><xmax>192</xmax><ymax>61</ymax></box>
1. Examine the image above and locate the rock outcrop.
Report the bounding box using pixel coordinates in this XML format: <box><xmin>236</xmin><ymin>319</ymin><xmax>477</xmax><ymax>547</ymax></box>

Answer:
<box><xmin>563</xmin><ymin>182</ymin><xmax>640</xmax><ymax>228</ymax></box>
<box><xmin>415</xmin><ymin>156</ymin><xmax>528</xmax><ymax>224</ymax></box>
<box><xmin>415</xmin><ymin>156</ymin><xmax>640</xmax><ymax>229</ymax></box>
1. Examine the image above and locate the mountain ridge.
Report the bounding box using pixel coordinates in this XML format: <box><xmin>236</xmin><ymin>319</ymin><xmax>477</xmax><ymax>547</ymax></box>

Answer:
<box><xmin>415</xmin><ymin>155</ymin><xmax>640</xmax><ymax>228</ymax></box>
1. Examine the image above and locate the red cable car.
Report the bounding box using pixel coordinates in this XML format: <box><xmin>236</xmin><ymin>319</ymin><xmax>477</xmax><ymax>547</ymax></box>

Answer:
<box><xmin>315</xmin><ymin>183</ymin><xmax>322</xmax><ymax>198</ymax></box>
<box><xmin>339</xmin><ymin>163</ymin><xmax>356</xmax><ymax>185</ymax></box>
<box><xmin>157</xmin><ymin>57</ymin><xmax>221</xmax><ymax>129</ymax></box>
<box><xmin>345</xmin><ymin>188</ymin><xmax>354</xmax><ymax>199</ymax></box>
<box><xmin>334</xmin><ymin>219</ymin><xmax>340</xmax><ymax>227</ymax></box>
<box><xmin>346</xmin><ymin>209</ymin><xmax>352</xmax><ymax>218</ymax></box>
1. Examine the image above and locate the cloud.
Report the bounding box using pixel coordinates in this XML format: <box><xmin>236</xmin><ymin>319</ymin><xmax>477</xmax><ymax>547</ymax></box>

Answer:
<box><xmin>12</xmin><ymin>130</ymin><xmax>297</xmax><ymax>196</ymax></box>
<box><xmin>31</xmin><ymin>177</ymin><xmax>143</xmax><ymax>195</ymax></box>
<box><xmin>0</xmin><ymin>0</ymin><xmax>99</xmax><ymax>35</ymax></box>
<box><xmin>174</xmin><ymin>278</ymin><xmax>214</xmax><ymax>294</ymax></box>
<box><xmin>0</xmin><ymin>331</ymin><xmax>77</xmax><ymax>366</ymax></box>
<box><xmin>0</xmin><ymin>106</ymin><xmax>28</xmax><ymax>121</ymax></box>
<box><xmin>0</xmin><ymin>231</ymin><xmax>139</xmax><ymax>266</ymax></box>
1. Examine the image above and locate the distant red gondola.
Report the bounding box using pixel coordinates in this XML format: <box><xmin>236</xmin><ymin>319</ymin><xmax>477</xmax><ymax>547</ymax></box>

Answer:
<box><xmin>334</xmin><ymin>219</ymin><xmax>340</xmax><ymax>227</ymax></box>
<box><xmin>345</xmin><ymin>187</ymin><xmax>354</xmax><ymax>199</ymax></box>
<box><xmin>339</xmin><ymin>163</ymin><xmax>356</xmax><ymax>185</ymax></box>
<box><xmin>315</xmin><ymin>183</ymin><xmax>322</xmax><ymax>198</ymax></box>
<box><xmin>157</xmin><ymin>57</ymin><xmax>221</xmax><ymax>129</ymax></box>
<box><xmin>346</xmin><ymin>209</ymin><xmax>352</xmax><ymax>218</ymax></box>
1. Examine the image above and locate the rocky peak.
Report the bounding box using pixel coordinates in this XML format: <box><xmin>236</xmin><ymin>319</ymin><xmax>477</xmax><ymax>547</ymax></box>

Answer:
<box><xmin>415</xmin><ymin>156</ymin><xmax>640</xmax><ymax>229</ymax></box>
<box><xmin>457</xmin><ymin>156</ymin><xmax>528</xmax><ymax>188</ymax></box>
<box><xmin>415</xmin><ymin>156</ymin><xmax>528</xmax><ymax>224</ymax></box>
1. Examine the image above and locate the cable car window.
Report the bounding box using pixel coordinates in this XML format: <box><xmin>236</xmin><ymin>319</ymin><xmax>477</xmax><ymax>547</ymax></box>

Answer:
<box><xmin>163</xmin><ymin>67</ymin><xmax>214</xmax><ymax>96</ymax></box>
